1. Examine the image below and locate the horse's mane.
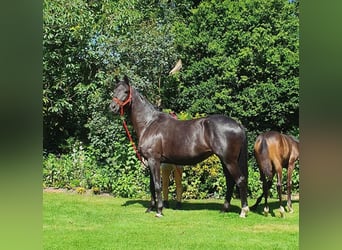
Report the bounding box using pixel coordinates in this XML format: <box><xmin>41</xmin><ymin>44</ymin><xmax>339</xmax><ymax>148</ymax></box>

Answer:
<box><xmin>133</xmin><ymin>87</ymin><xmax>162</xmax><ymax>115</ymax></box>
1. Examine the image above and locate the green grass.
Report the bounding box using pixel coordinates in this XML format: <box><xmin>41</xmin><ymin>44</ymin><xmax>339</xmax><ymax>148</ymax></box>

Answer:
<box><xmin>43</xmin><ymin>191</ymin><xmax>299</xmax><ymax>249</ymax></box>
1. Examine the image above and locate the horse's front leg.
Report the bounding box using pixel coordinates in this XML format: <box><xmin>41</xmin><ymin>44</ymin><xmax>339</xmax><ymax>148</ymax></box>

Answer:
<box><xmin>145</xmin><ymin>171</ymin><xmax>156</xmax><ymax>213</ymax></box>
<box><xmin>148</xmin><ymin>158</ymin><xmax>163</xmax><ymax>217</ymax></box>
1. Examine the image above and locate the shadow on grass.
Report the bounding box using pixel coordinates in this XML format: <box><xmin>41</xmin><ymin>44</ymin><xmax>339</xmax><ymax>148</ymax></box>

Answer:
<box><xmin>250</xmin><ymin>199</ymin><xmax>299</xmax><ymax>217</ymax></box>
<box><xmin>122</xmin><ymin>199</ymin><xmax>241</xmax><ymax>215</ymax></box>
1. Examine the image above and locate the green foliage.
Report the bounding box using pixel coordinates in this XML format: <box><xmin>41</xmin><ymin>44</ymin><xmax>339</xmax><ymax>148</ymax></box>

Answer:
<box><xmin>167</xmin><ymin>0</ymin><xmax>299</xmax><ymax>133</ymax></box>
<box><xmin>182</xmin><ymin>155</ymin><xmax>225</xmax><ymax>199</ymax></box>
<box><xmin>43</xmin><ymin>0</ymin><xmax>99</xmax><ymax>150</ymax></box>
<box><xmin>43</xmin><ymin>145</ymin><xmax>299</xmax><ymax>199</ymax></box>
<box><xmin>43</xmin><ymin>0</ymin><xmax>299</xmax><ymax>200</ymax></box>
<box><xmin>43</xmin><ymin>139</ymin><xmax>150</xmax><ymax>198</ymax></box>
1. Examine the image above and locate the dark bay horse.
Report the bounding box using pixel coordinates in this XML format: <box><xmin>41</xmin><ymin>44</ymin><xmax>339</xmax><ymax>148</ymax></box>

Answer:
<box><xmin>251</xmin><ymin>131</ymin><xmax>299</xmax><ymax>217</ymax></box>
<box><xmin>109</xmin><ymin>76</ymin><xmax>249</xmax><ymax>218</ymax></box>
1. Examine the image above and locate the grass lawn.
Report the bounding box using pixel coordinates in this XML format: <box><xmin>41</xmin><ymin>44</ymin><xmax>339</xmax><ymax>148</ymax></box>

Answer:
<box><xmin>43</xmin><ymin>191</ymin><xmax>299</xmax><ymax>249</ymax></box>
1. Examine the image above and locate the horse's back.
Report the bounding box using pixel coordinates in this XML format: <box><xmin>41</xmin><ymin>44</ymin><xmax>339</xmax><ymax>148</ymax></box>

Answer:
<box><xmin>157</xmin><ymin>114</ymin><xmax>244</xmax><ymax>141</ymax></box>
<box><xmin>255</xmin><ymin>131</ymin><xmax>299</xmax><ymax>169</ymax></box>
<box><xmin>141</xmin><ymin>113</ymin><xmax>245</xmax><ymax>164</ymax></box>
<box><xmin>205</xmin><ymin>114</ymin><xmax>246</xmax><ymax>138</ymax></box>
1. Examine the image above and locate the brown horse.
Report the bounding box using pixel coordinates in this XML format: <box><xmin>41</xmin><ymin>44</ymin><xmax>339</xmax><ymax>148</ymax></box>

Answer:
<box><xmin>251</xmin><ymin>131</ymin><xmax>299</xmax><ymax>217</ymax></box>
<box><xmin>109</xmin><ymin>76</ymin><xmax>249</xmax><ymax>218</ymax></box>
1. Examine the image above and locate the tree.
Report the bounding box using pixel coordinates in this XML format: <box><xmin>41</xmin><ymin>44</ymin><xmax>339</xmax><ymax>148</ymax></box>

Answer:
<box><xmin>43</xmin><ymin>0</ymin><xmax>183</xmax><ymax>153</ymax></box>
<box><xmin>43</xmin><ymin>0</ymin><xmax>98</xmax><ymax>152</ymax></box>
<box><xmin>165</xmin><ymin>0</ymin><xmax>299</xmax><ymax>134</ymax></box>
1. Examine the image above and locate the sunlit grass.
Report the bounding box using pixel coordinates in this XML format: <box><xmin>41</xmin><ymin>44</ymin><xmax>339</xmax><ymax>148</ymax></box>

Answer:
<box><xmin>43</xmin><ymin>191</ymin><xmax>299</xmax><ymax>249</ymax></box>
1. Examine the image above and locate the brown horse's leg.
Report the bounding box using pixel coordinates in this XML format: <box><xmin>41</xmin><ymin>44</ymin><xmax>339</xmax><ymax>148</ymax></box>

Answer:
<box><xmin>251</xmin><ymin>193</ymin><xmax>263</xmax><ymax>211</ymax></box>
<box><xmin>275</xmin><ymin>165</ymin><xmax>285</xmax><ymax>218</ymax></box>
<box><xmin>263</xmin><ymin>179</ymin><xmax>273</xmax><ymax>216</ymax></box>
<box><xmin>251</xmin><ymin>171</ymin><xmax>266</xmax><ymax>211</ymax></box>
<box><xmin>286</xmin><ymin>162</ymin><xmax>295</xmax><ymax>213</ymax></box>
<box><xmin>174</xmin><ymin>166</ymin><xmax>183</xmax><ymax>209</ymax></box>
<box><xmin>161</xmin><ymin>164</ymin><xmax>172</xmax><ymax>208</ymax></box>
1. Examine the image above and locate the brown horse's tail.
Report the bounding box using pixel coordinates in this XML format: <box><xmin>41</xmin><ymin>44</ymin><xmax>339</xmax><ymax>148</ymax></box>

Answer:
<box><xmin>257</xmin><ymin>136</ymin><xmax>273</xmax><ymax>179</ymax></box>
<box><xmin>238</xmin><ymin>129</ymin><xmax>248</xmax><ymax>182</ymax></box>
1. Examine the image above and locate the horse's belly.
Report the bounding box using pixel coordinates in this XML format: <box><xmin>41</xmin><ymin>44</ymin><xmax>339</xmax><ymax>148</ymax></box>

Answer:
<box><xmin>162</xmin><ymin>157</ymin><xmax>212</xmax><ymax>165</ymax></box>
<box><xmin>162</xmin><ymin>147</ymin><xmax>213</xmax><ymax>165</ymax></box>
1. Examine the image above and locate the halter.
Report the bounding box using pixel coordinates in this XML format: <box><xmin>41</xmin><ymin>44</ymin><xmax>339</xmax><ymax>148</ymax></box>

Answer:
<box><xmin>112</xmin><ymin>86</ymin><xmax>143</xmax><ymax>162</ymax></box>
<box><xmin>112</xmin><ymin>86</ymin><xmax>132</xmax><ymax>116</ymax></box>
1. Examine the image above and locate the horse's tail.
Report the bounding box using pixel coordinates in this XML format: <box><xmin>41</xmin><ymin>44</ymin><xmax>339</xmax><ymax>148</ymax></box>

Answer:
<box><xmin>238</xmin><ymin>128</ymin><xmax>248</xmax><ymax>182</ymax></box>
<box><xmin>256</xmin><ymin>136</ymin><xmax>273</xmax><ymax>179</ymax></box>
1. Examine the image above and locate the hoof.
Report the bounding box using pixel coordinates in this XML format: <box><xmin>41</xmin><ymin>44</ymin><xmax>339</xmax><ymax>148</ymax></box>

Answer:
<box><xmin>239</xmin><ymin>206</ymin><xmax>249</xmax><ymax>218</ymax></box>
<box><xmin>155</xmin><ymin>213</ymin><xmax>163</xmax><ymax>218</ymax></box>
<box><xmin>263</xmin><ymin>206</ymin><xmax>269</xmax><ymax>217</ymax></box>
<box><xmin>287</xmin><ymin>206</ymin><xmax>294</xmax><ymax>213</ymax></box>
<box><xmin>279</xmin><ymin>206</ymin><xmax>285</xmax><ymax>218</ymax></box>
<box><xmin>145</xmin><ymin>207</ymin><xmax>153</xmax><ymax>213</ymax></box>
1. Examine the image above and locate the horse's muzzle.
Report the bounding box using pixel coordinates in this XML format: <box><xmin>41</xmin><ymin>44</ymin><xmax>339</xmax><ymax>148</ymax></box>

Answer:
<box><xmin>109</xmin><ymin>102</ymin><xmax>119</xmax><ymax>114</ymax></box>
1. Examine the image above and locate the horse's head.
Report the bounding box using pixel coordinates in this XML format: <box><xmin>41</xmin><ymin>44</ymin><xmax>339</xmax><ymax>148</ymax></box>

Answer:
<box><xmin>109</xmin><ymin>75</ymin><xmax>132</xmax><ymax>115</ymax></box>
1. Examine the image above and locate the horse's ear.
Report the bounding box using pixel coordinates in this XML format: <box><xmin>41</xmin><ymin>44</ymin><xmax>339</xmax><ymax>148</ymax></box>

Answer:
<box><xmin>123</xmin><ymin>75</ymin><xmax>130</xmax><ymax>86</ymax></box>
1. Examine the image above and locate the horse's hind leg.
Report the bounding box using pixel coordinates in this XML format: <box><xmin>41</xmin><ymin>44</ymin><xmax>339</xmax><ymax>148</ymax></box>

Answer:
<box><xmin>221</xmin><ymin>166</ymin><xmax>235</xmax><ymax>213</ymax></box>
<box><xmin>237</xmin><ymin>174</ymin><xmax>249</xmax><ymax>218</ymax></box>
<box><xmin>263</xmin><ymin>179</ymin><xmax>273</xmax><ymax>216</ymax></box>
<box><xmin>286</xmin><ymin>161</ymin><xmax>296</xmax><ymax>213</ymax></box>
<box><xmin>250</xmin><ymin>172</ymin><xmax>266</xmax><ymax>212</ymax></box>
<box><xmin>275</xmin><ymin>164</ymin><xmax>285</xmax><ymax>218</ymax></box>
<box><xmin>222</xmin><ymin>160</ymin><xmax>249</xmax><ymax>218</ymax></box>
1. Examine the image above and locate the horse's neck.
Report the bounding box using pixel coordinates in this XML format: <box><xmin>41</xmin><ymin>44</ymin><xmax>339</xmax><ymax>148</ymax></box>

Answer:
<box><xmin>129</xmin><ymin>89</ymin><xmax>159</xmax><ymax>139</ymax></box>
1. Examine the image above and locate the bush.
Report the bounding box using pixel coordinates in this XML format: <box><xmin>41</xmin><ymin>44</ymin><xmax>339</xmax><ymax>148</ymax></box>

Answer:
<box><xmin>43</xmin><ymin>109</ymin><xmax>299</xmax><ymax>200</ymax></box>
<box><xmin>43</xmin><ymin>139</ymin><xmax>150</xmax><ymax>198</ymax></box>
<box><xmin>43</xmin><ymin>147</ymin><xmax>299</xmax><ymax>200</ymax></box>
<box><xmin>181</xmin><ymin>155</ymin><xmax>224</xmax><ymax>199</ymax></box>
<box><xmin>43</xmin><ymin>139</ymin><xmax>97</xmax><ymax>189</ymax></box>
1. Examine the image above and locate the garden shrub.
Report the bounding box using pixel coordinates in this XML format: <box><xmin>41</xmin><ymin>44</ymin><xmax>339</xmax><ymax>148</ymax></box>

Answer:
<box><xmin>43</xmin><ymin>111</ymin><xmax>299</xmax><ymax>199</ymax></box>
<box><xmin>43</xmin><ymin>138</ymin><xmax>150</xmax><ymax>198</ymax></box>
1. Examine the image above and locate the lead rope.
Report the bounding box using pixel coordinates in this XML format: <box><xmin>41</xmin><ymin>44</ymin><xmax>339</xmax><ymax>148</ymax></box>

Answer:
<box><xmin>121</xmin><ymin>116</ymin><xmax>143</xmax><ymax>162</ymax></box>
<box><xmin>114</xmin><ymin>87</ymin><xmax>143</xmax><ymax>163</ymax></box>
